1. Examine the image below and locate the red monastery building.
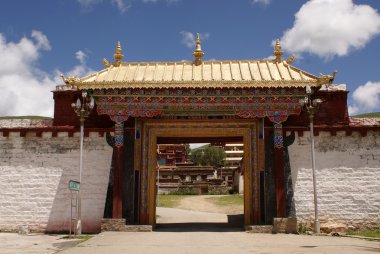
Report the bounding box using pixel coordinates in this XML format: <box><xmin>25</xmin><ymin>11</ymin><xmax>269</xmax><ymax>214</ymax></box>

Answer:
<box><xmin>157</xmin><ymin>144</ymin><xmax>187</xmax><ymax>166</ymax></box>
<box><xmin>0</xmin><ymin>35</ymin><xmax>379</xmax><ymax>233</ymax></box>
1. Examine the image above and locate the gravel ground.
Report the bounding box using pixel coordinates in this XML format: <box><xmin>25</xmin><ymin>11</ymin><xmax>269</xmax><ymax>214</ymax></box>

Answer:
<box><xmin>0</xmin><ymin>233</ymin><xmax>82</xmax><ymax>254</ymax></box>
<box><xmin>58</xmin><ymin>230</ymin><xmax>380</xmax><ymax>254</ymax></box>
<box><xmin>3</xmin><ymin>195</ymin><xmax>378</xmax><ymax>254</ymax></box>
<box><xmin>176</xmin><ymin>195</ymin><xmax>243</xmax><ymax>215</ymax></box>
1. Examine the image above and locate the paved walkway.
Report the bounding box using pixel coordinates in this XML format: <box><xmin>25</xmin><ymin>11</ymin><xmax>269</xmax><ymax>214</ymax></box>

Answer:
<box><xmin>59</xmin><ymin>208</ymin><xmax>379</xmax><ymax>254</ymax></box>
<box><xmin>1</xmin><ymin>208</ymin><xmax>379</xmax><ymax>254</ymax></box>
<box><xmin>0</xmin><ymin>233</ymin><xmax>81</xmax><ymax>254</ymax></box>
<box><xmin>58</xmin><ymin>231</ymin><xmax>380</xmax><ymax>254</ymax></box>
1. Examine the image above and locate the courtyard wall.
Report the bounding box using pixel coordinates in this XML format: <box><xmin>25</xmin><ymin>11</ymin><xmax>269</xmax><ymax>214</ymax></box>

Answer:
<box><xmin>1</xmin><ymin>127</ymin><xmax>379</xmax><ymax>233</ymax></box>
<box><xmin>289</xmin><ymin>130</ymin><xmax>380</xmax><ymax>231</ymax></box>
<box><xmin>0</xmin><ymin>131</ymin><xmax>112</xmax><ymax>233</ymax></box>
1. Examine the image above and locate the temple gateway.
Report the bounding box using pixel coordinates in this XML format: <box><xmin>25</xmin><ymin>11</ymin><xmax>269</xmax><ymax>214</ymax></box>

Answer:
<box><xmin>0</xmin><ymin>36</ymin><xmax>379</xmax><ymax>233</ymax></box>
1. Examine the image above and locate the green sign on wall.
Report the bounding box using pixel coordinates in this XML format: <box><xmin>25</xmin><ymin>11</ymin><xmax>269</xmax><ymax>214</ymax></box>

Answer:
<box><xmin>68</xmin><ymin>180</ymin><xmax>80</xmax><ymax>191</ymax></box>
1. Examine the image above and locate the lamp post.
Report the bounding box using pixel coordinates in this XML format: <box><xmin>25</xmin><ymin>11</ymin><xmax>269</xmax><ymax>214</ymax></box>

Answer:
<box><xmin>71</xmin><ymin>91</ymin><xmax>94</xmax><ymax>235</ymax></box>
<box><xmin>299</xmin><ymin>86</ymin><xmax>322</xmax><ymax>234</ymax></box>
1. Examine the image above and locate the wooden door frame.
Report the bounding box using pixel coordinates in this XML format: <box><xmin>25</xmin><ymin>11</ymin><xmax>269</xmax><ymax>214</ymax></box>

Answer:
<box><xmin>137</xmin><ymin>119</ymin><xmax>260</xmax><ymax>227</ymax></box>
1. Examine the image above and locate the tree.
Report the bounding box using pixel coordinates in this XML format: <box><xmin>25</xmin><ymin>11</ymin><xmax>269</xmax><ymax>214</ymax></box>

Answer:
<box><xmin>191</xmin><ymin>146</ymin><xmax>225</xmax><ymax>167</ymax></box>
<box><xmin>185</xmin><ymin>144</ymin><xmax>191</xmax><ymax>159</ymax></box>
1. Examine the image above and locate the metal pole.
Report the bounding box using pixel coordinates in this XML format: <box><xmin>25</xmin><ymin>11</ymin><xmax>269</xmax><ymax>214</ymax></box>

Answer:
<box><xmin>69</xmin><ymin>190</ymin><xmax>72</xmax><ymax>237</ymax></box>
<box><xmin>156</xmin><ymin>164</ymin><xmax>160</xmax><ymax>206</ymax></box>
<box><xmin>309</xmin><ymin>114</ymin><xmax>320</xmax><ymax>234</ymax></box>
<box><xmin>71</xmin><ymin>92</ymin><xmax>94</xmax><ymax>236</ymax></box>
<box><xmin>77</xmin><ymin>117</ymin><xmax>84</xmax><ymax>235</ymax></box>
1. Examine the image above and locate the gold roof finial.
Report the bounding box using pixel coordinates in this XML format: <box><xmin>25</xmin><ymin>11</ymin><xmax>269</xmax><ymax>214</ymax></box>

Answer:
<box><xmin>113</xmin><ymin>41</ymin><xmax>124</xmax><ymax>67</ymax></box>
<box><xmin>193</xmin><ymin>33</ymin><xmax>204</xmax><ymax>66</ymax></box>
<box><xmin>273</xmin><ymin>39</ymin><xmax>283</xmax><ymax>63</ymax></box>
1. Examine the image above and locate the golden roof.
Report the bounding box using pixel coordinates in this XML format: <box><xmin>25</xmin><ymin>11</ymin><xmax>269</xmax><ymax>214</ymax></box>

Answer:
<box><xmin>63</xmin><ymin>40</ymin><xmax>334</xmax><ymax>89</ymax></box>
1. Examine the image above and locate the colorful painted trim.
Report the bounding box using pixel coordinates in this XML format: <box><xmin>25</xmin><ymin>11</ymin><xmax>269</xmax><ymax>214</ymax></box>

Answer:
<box><xmin>274</xmin><ymin>123</ymin><xmax>284</xmax><ymax>149</ymax></box>
<box><xmin>92</xmin><ymin>88</ymin><xmax>304</xmax><ymax>124</ymax></box>
<box><xmin>114</xmin><ymin>122</ymin><xmax>124</xmax><ymax>148</ymax></box>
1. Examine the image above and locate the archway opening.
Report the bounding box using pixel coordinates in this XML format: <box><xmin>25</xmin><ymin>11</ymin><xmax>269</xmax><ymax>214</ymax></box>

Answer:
<box><xmin>138</xmin><ymin>119</ymin><xmax>261</xmax><ymax>231</ymax></box>
<box><xmin>155</xmin><ymin>137</ymin><xmax>245</xmax><ymax>232</ymax></box>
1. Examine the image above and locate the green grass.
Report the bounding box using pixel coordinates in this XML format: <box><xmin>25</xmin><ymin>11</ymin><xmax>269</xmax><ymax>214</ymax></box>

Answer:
<box><xmin>207</xmin><ymin>194</ymin><xmax>244</xmax><ymax>206</ymax></box>
<box><xmin>0</xmin><ymin>116</ymin><xmax>52</xmax><ymax>120</ymax></box>
<box><xmin>157</xmin><ymin>195</ymin><xmax>188</xmax><ymax>208</ymax></box>
<box><xmin>347</xmin><ymin>229</ymin><xmax>380</xmax><ymax>238</ymax></box>
<box><xmin>60</xmin><ymin>235</ymin><xmax>94</xmax><ymax>240</ymax></box>
<box><xmin>353</xmin><ymin>112</ymin><xmax>380</xmax><ymax>118</ymax></box>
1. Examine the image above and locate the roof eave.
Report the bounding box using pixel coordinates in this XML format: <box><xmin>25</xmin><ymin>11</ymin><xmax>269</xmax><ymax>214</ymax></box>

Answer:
<box><xmin>70</xmin><ymin>79</ymin><xmax>321</xmax><ymax>90</ymax></box>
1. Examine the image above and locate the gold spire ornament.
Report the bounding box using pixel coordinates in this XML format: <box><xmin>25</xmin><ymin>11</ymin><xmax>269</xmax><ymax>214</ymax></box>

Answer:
<box><xmin>193</xmin><ymin>33</ymin><xmax>204</xmax><ymax>66</ymax></box>
<box><xmin>273</xmin><ymin>39</ymin><xmax>283</xmax><ymax>63</ymax></box>
<box><xmin>113</xmin><ymin>41</ymin><xmax>124</xmax><ymax>67</ymax></box>
<box><xmin>102</xmin><ymin>41</ymin><xmax>125</xmax><ymax>67</ymax></box>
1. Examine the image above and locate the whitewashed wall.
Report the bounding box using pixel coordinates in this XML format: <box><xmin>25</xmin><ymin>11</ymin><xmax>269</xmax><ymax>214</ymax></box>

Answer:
<box><xmin>1</xmin><ymin>128</ymin><xmax>379</xmax><ymax>233</ymax></box>
<box><xmin>289</xmin><ymin>130</ymin><xmax>380</xmax><ymax>231</ymax></box>
<box><xmin>0</xmin><ymin>131</ymin><xmax>112</xmax><ymax>233</ymax></box>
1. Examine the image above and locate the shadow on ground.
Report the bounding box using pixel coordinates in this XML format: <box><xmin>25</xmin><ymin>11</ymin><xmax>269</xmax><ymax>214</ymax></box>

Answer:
<box><xmin>156</xmin><ymin>214</ymin><xmax>244</xmax><ymax>232</ymax></box>
<box><xmin>52</xmin><ymin>239</ymin><xmax>83</xmax><ymax>250</ymax></box>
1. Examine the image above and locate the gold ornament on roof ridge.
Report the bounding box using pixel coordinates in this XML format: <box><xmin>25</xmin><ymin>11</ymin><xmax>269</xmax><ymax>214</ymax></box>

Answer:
<box><xmin>193</xmin><ymin>33</ymin><xmax>205</xmax><ymax>66</ymax></box>
<box><xmin>102</xmin><ymin>58</ymin><xmax>110</xmax><ymax>67</ymax></box>
<box><xmin>103</xmin><ymin>41</ymin><xmax>124</xmax><ymax>67</ymax></box>
<box><xmin>273</xmin><ymin>39</ymin><xmax>296</xmax><ymax>64</ymax></box>
<box><xmin>273</xmin><ymin>39</ymin><xmax>283</xmax><ymax>63</ymax></box>
<box><xmin>319</xmin><ymin>70</ymin><xmax>337</xmax><ymax>86</ymax></box>
<box><xmin>286</xmin><ymin>54</ymin><xmax>295</xmax><ymax>64</ymax></box>
<box><xmin>114</xmin><ymin>41</ymin><xmax>124</xmax><ymax>66</ymax></box>
<box><xmin>61</xmin><ymin>74</ymin><xmax>80</xmax><ymax>85</ymax></box>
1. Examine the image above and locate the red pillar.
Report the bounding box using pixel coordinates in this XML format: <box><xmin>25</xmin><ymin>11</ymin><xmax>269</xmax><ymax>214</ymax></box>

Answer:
<box><xmin>112</xmin><ymin>122</ymin><xmax>124</xmax><ymax>218</ymax></box>
<box><xmin>274</xmin><ymin>123</ymin><xmax>286</xmax><ymax>217</ymax></box>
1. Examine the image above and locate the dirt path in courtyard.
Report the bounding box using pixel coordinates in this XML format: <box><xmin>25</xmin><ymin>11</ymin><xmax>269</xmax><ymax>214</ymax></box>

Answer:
<box><xmin>177</xmin><ymin>195</ymin><xmax>243</xmax><ymax>215</ymax></box>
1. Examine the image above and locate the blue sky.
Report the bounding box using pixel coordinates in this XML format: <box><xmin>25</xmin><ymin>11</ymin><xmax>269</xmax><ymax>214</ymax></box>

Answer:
<box><xmin>0</xmin><ymin>0</ymin><xmax>379</xmax><ymax>116</ymax></box>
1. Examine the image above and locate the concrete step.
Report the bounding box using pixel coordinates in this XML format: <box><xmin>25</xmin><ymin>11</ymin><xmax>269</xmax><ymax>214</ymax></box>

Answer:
<box><xmin>245</xmin><ymin>225</ymin><xmax>273</xmax><ymax>233</ymax></box>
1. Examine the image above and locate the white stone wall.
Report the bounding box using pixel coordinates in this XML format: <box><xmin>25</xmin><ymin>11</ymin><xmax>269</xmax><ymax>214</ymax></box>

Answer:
<box><xmin>289</xmin><ymin>130</ymin><xmax>380</xmax><ymax>231</ymax></box>
<box><xmin>1</xmin><ymin>128</ymin><xmax>379</xmax><ymax>233</ymax></box>
<box><xmin>0</xmin><ymin>131</ymin><xmax>112</xmax><ymax>233</ymax></box>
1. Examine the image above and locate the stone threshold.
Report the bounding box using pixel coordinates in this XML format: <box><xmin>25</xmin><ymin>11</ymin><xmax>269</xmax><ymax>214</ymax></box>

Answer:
<box><xmin>245</xmin><ymin>218</ymin><xmax>298</xmax><ymax>234</ymax></box>
<box><xmin>245</xmin><ymin>225</ymin><xmax>273</xmax><ymax>233</ymax></box>
<box><xmin>101</xmin><ymin>219</ymin><xmax>152</xmax><ymax>232</ymax></box>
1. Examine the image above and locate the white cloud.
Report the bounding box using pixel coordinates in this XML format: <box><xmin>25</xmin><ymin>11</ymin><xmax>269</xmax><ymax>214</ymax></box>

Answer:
<box><xmin>56</xmin><ymin>51</ymin><xmax>94</xmax><ymax>83</ymax></box>
<box><xmin>75</xmin><ymin>50</ymin><xmax>88</xmax><ymax>64</ymax></box>
<box><xmin>281</xmin><ymin>0</ymin><xmax>380</xmax><ymax>59</ymax></box>
<box><xmin>251</xmin><ymin>0</ymin><xmax>271</xmax><ymax>6</ymax></box>
<box><xmin>0</xmin><ymin>32</ymin><xmax>94</xmax><ymax>117</ymax></box>
<box><xmin>77</xmin><ymin>0</ymin><xmax>131</xmax><ymax>12</ymax></box>
<box><xmin>142</xmin><ymin>0</ymin><xmax>180</xmax><ymax>4</ymax></box>
<box><xmin>31</xmin><ymin>30</ymin><xmax>51</xmax><ymax>50</ymax></box>
<box><xmin>180</xmin><ymin>31</ymin><xmax>195</xmax><ymax>48</ymax></box>
<box><xmin>111</xmin><ymin>0</ymin><xmax>131</xmax><ymax>12</ymax></box>
<box><xmin>179</xmin><ymin>31</ymin><xmax>210</xmax><ymax>48</ymax></box>
<box><xmin>0</xmin><ymin>31</ymin><xmax>55</xmax><ymax>117</ymax></box>
<box><xmin>349</xmin><ymin>81</ymin><xmax>380</xmax><ymax>115</ymax></box>
<box><xmin>77</xmin><ymin>0</ymin><xmax>102</xmax><ymax>8</ymax></box>
<box><xmin>63</xmin><ymin>64</ymin><xmax>94</xmax><ymax>79</ymax></box>
<box><xmin>78</xmin><ymin>0</ymin><xmax>178</xmax><ymax>11</ymax></box>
